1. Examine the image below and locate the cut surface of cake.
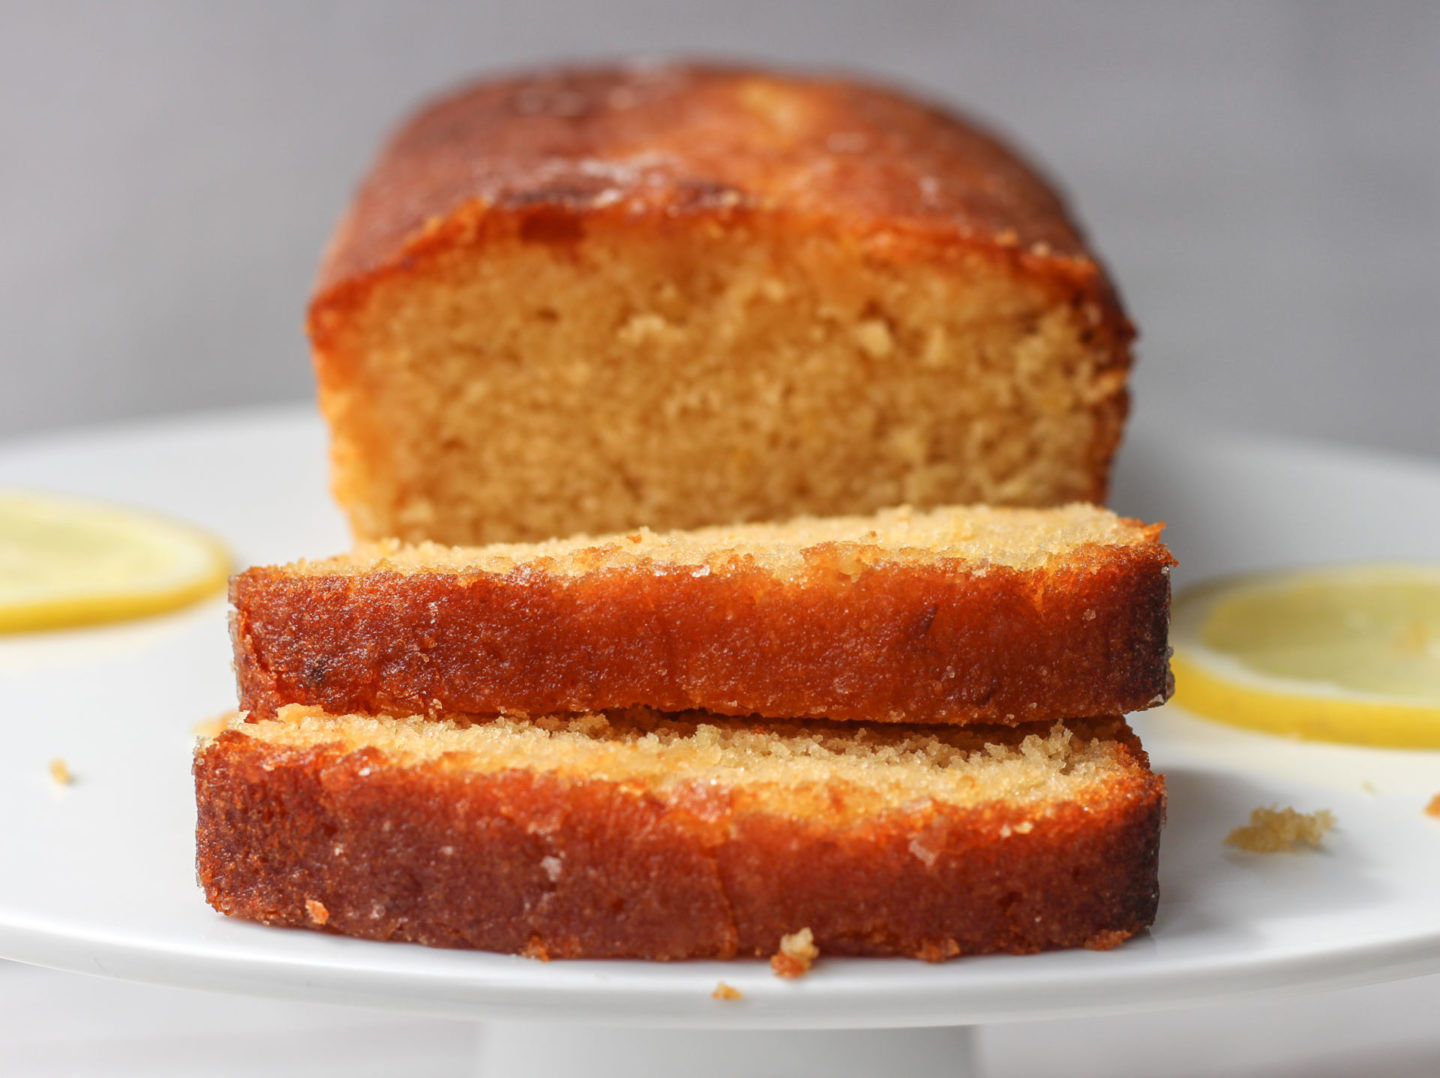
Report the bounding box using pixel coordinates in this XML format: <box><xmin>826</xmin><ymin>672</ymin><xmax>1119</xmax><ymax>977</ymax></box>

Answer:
<box><xmin>309</xmin><ymin>61</ymin><xmax>1136</xmax><ymax>545</ymax></box>
<box><xmin>232</xmin><ymin>503</ymin><xmax>1174</xmax><ymax>725</ymax></box>
<box><xmin>195</xmin><ymin>707</ymin><xmax>1164</xmax><ymax>960</ymax></box>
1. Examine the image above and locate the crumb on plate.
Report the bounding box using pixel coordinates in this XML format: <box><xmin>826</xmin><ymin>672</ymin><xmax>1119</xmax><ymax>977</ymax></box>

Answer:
<box><xmin>48</xmin><ymin>758</ymin><xmax>72</xmax><ymax>786</ymax></box>
<box><xmin>770</xmin><ymin>927</ymin><xmax>819</xmax><ymax>978</ymax></box>
<box><xmin>1425</xmin><ymin>794</ymin><xmax>1440</xmax><ymax>819</ymax></box>
<box><xmin>712</xmin><ymin>981</ymin><xmax>743</xmax><ymax>1001</ymax></box>
<box><xmin>1226</xmin><ymin>805</ymin><xmax>1335</xmax><ymax>852</ymax></box>
<box><xmin>1083</xmin><ymin>928</ymin><xmax>1130</xmax><ymax>951</ymax></box>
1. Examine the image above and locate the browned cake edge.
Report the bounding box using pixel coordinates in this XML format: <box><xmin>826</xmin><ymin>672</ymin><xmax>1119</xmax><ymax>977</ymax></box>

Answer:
<box><xmin>231</xmin><ymin>539</ymin><xmax>1173</xmax><ymax>725</ymax></box>
<box><xmin>308</xmin><ymin>62</ymin><xmax>1131</xmax><ymax>344</ymax></box>
<box><xmin>194</xmin><ymin>714</ymin><xmax>1164</xmax><ymax>960</ymax></box>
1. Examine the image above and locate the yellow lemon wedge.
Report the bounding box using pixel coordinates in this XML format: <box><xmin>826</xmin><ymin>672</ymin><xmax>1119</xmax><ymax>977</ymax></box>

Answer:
<box><xmin>0</xmin><ymin>489</ymin><xmax>230</xmax><ymax>633</ymax></box>
<box><xmin>1171</xmin><ymin>565</ymin><xmax>1440</xmax><ymax>747</ymax></box>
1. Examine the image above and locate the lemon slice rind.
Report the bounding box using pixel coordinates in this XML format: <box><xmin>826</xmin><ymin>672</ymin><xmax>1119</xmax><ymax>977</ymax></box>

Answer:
<box><xmin>1171</xmin><ymin>566</ymin><xmax>1440</xmax><ymax>749</ymax></box>
<box><xmin>0</xmin><ymin>489</ymin><xmax>231</xmax><ymax>634</ymax></box>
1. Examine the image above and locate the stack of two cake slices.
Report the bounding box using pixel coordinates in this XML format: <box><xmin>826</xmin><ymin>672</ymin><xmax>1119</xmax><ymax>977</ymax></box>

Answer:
<box><xmin>195</xmin><ymin>502</ymin><xmax>1173</xmax><ymax>962</ymax></box>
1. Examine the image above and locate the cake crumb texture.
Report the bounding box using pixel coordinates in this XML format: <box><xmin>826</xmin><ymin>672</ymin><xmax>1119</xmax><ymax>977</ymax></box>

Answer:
<box><xmin>771</xmin><ymin>928</ymin><xmax>819</xmax><ymax>978</ymax></box>
<box><xmin>1226</xmin><ymin>805</ymin><xmax>1335</xmax><ymax>853</ymax></box>
<box><xmin>712</xmin><ymin>981</ymin><xmax>744</xmax><ymax>1000</ymax></box>
<box><xmin>309</xmin><ymin>62</ymin><xmax>1135</xmax><ymax>545</ymax></box>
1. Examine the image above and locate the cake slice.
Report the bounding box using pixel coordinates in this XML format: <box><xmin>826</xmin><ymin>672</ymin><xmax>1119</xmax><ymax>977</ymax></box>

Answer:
<box><xmin>310</xmin><ymin>61</ymin><xmax>1135</xmax><ymax>545</ymax></box>
<box><xmin>232</xmin><ymin>503</ymin><xmax>1173</xmax><ymax>726</ymax></box>
<box><xmin>194</xmin><ymin>707</ymin><xmax>1164</xmax><ymax>960</ymax></box>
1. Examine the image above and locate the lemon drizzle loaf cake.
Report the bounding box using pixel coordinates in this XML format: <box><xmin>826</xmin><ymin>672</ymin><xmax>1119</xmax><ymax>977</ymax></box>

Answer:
<box><xmin>194</xmin><ymin>708</ymin><xmax>1164</xmax><ymax>959</ymax></box>
<box><xmin>309</xmin><ymin>61</ymin><xmax>1136</xmax><ymax>545</ymax></box>
<box><xmin>232</xmin><ymin>504</ymin><xmax>1174</xmax><ymax>726</ymax></box>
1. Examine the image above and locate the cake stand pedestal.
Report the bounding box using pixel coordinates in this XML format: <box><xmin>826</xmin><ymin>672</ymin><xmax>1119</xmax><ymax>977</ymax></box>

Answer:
<box><xmin>475</xmin><ymin>1023</ymin><xmax>978</xmax><ymax>1077</ymax></box>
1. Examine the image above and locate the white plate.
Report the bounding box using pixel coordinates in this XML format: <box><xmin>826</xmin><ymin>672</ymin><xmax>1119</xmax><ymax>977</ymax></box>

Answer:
<box><xmin>1</xmin><ymin>407</ymin><xmax>1438</xmax><ymax>1030</ymax></box>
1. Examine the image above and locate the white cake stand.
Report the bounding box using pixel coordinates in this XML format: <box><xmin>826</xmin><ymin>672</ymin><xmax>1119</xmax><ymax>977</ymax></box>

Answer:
<box><xmin>2</xmin><ymin>408</ymin><xmax>1438</xmax><ymax>1077</ymax></box>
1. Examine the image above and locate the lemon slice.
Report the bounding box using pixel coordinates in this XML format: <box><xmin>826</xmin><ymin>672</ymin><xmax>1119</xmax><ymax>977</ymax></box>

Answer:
<box><xmin>0</xmin><ymin>489</ymin><xmax>230</xmax><ymax>633</ymax></box>
<box><xmin>1171</xmin><ymin>565</ymin><xmax>1440</xmax><ymax>747</ymax></box>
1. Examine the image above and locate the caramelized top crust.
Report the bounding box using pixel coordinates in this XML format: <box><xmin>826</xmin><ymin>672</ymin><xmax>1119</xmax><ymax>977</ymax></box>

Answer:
<box><xmin>314</xmin><ymin>60</ymin><xmax>1130</xmax><ymax>341</ymax></box>
<box><xmin>230</xmin><ymin>504</ymin><xmax>1174</xmax><ymax>726</ymax></box>
<box><xmin>195</xmin><ymin>709</ymin><xmax>1164</xmax><ymax>959</ymax></box>
<box><xmin>234</xmin><ymin>707</ymin><xmax>1151</xmax><ymax>826</ymax></box>
<box><xmin>285</xmin><ymin>503</ymin><xmax>1164</xmax><ymax>580</ymax></box>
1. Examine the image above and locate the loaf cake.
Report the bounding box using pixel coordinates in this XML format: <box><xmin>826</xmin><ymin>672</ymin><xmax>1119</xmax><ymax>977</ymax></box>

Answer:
<box><xmin>195</xmin><ymin>707</ymin><xmax>1164</xmax><ymax>960</ymax></box>
<box><xmin>309</xmin><ymin>61</ymin><xmax>1136</xmax><ymax>545</ymax></box>
<box><xmin>232</xmin><ymin>503</ymin><xmax>1174</xmax><ymax>725</ymax></box>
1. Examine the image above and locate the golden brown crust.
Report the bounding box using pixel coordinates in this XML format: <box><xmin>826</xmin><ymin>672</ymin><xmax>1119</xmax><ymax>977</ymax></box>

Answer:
<box><xmin>312</xmin><ymin>61</ymin><xmax>1128</xmax><ymax>332</ymax></box>
<box><xmin>232</xmin><ymin>539</ymin><xmax>1173</xmax><ymax>726</ymax></box>
<box><xmin>194</xmin><ymin>715</ymin><xmax>1164</xmax><ymax>960</ymax></box>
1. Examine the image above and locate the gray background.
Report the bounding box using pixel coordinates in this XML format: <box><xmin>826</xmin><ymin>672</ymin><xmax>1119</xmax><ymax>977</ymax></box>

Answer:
<box><xmin>1</xmin><ymin>5</ymin><xmax>1438</xmax><ymax>1072</ymax></box>
<box><xmin>1</xmin><ymin>0</ymin><xmax>1436</xmax><ymax>457</ymax></box>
